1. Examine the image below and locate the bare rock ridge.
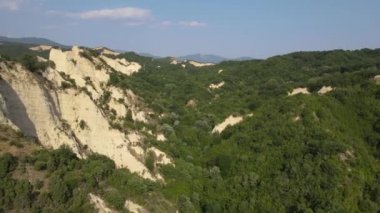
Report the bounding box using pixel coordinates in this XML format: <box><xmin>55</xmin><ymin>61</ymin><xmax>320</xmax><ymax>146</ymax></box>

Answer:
<box><xmin>288</xmin><ymin>87</ymin><xmax>310</xmax><ymax>96</ymax></box>
<box><xmin>212</xmin><ymin>113</ymin><xmax>253</xmax><ymax>134</ymax></box>
<box><xmin>188</xmin><ymin>60</ymin><xmax>214</xmax><ymax>67</ymax></box>
<box><xmin>0</xmin><ymin>46</ymin><xmax>172</xmax><ymax>181</ymax></box>
<box><xmin>29</xmin><ymin>45</ymin><xmax>52</xmax><ymax>51</ymax></box>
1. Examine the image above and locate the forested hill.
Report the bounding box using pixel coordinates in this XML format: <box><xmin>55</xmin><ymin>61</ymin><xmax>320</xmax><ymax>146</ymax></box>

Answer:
<box><xmin>1</xmin><ymin>45</ymin><xmax>380</xmax><ymax>212</ymax></box>
<box><xmin>108</xmin><ymin>48</ymin><xmax>380</xmax><ymax>212</ymax></box>
<box><xmin>0</xmin><ymin>36</ymin><xmax>63</xmax><ymax>46</ymax></box>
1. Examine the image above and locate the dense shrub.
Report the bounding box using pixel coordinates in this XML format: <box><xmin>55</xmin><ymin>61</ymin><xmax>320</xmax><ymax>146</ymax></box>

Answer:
<box><xmin>20</xmin><ymin>54</ymin><xmax>48</xmax><ymax>72</ymax></box>
<box><xmin>0</xmin><ymin>153</ymin><xmax>17</xmax><ymax>177</ymax></box>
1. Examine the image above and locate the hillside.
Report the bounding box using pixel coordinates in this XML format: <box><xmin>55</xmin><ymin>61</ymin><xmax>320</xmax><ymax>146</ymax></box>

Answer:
<box><xmin>0</xmin><ymin>36</ymin><xmax>64</xmax><ymax>47</ymax></box>
<box><xmin>0</xmin><ymin>43</ymin><xmax>380</xmax><ymax>212</ymax></box>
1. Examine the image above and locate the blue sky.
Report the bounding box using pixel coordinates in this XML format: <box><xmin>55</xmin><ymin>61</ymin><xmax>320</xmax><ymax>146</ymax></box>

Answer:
<box><xmin>0</xmin><ymin>0</ymin><xmax>379</xmax><ymax>58</ymax></box>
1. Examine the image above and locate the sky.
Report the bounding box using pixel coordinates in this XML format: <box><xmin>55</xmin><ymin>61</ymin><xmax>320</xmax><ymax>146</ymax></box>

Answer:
<box><xmin>0</xmin><ymin>0</ymin><xmax>379</xmax><ymax>58</ymax></box>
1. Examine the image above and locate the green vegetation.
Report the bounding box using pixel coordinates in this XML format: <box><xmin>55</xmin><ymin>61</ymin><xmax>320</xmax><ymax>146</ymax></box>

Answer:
<box><xmin>145</xmin><ymin>150</ymin><xmax>156</xmax><ymax>172</ymax></box>
<box><xmin>108</xmin><ymin>48</ymin><xmax>380</xmax><ymax>212</ymax></box>
<box><xmin>79</xmin><ymin>120</ymin><xmax>88</xmax><ymax>130</ymax></box>
<box><xmin>79</xmin><ymin>48</ymin><xmax>100</xmax><ymax>63</ymax></box>
<box><xmin>20</xmin><ymin>54</ymin><xmax>49</xmax><ymax>73</ymax></box>
<box><xmin>59</xmin><ymin>72</ymin><xmax>77</xmax><ymax>89</ymax></box>
<box><xmin>1</xmin><ymin>42</ymin><xmax>380</xmax><ymax>212</ymax></box>
<box><xmin>0</xmin><ymin>42</ymin><xmax>52</xmax><ymax>60</ymax></box>
<box><xmin>0</xmin><ymin>125</ymin><xmax>173</xmax><ymax>212</ymax></box>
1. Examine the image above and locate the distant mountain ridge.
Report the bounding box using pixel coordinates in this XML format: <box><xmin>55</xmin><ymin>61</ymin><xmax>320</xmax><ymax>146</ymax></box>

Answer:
<box><xmin>178</xmin><ymin>53</ymin><xmax>254</xmax><ymax>64</ymax></box>
<box><xmin>0</xmin><ymin>36</ymin><xmax>254</xmax><ymax>63</ymax></box>
<box><xmin>0</xmin><ymin>36</ymin><xmax>64</xmax><ymax>46</ymax></box>
<box><xmin>178</xmin><ymin>54</ymin><xmax>227</xmax><ymax>64</ymax></box>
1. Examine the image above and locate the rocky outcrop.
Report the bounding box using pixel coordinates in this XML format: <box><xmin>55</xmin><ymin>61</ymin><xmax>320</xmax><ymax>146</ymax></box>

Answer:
<box><xmin>156</xmin><ymin>134</ymin><xmax>166</xmax><ymax>142</ymax></box>
<box><xmin>374</xmin><ymin>75</ymin><xmax>380</xmax><ymax>85</ymax></box>
<box><xmin>288</xmin><ymin>87</ymin><xmax>310</xmax><ymax>96</ymax></box>
<box><xmin>0</xmin><ymin>63</ymin><xmax>80</xmax><ymax>154</ymax></box>
<box><xmin>209</xmin><ymin>82</ymin><xmax>225</xmax><ymax>90</ymax></box>
<box><xmin>148</xmin><ymin>147</ymin><xmax>173</xmax><ymax>165</ymax></box>
<box><xmin>212</xmin><ymin>115</ymin><xmax>243</xmax><ymax>134</ymax></box>
<box><xmin>0</xmin><ymin>46</ymin><xmax>172</xmax><ymax>181</ymax></box>
<box><xmin>95</xmin><ymin>47</ymin><xmax>120</xmax><ymax>56</ymax></box>
<box><xmin>125</xmin><ymin>200</ymin><xmax>148</xmax><ymax>213</ymax></box>
<box><xmin>318</xmin><ymin>86</ymin><xmax>334</xmax><ymax>95</ymax></box>
<box><xmin>29</xmin><ymin>45</ymin><xmax>52</xmax><ymax>51</ymax></box>
<box><xmin>188</xmin><ymin>60</ymin><xmax>214</xmax><ymax>67</ymax></box>
<box><xmin>100</xmin><ymin>55</ymin><xmax>141</xmax><ymax>76</ymax></box>
<box><xmin>212</xmin><ymin>113</ymin><xmax>253</xmax><ymax>134</ymax></box>
<box><xmin>56</xmin><ymin>89</ymin><xmax>157</xmax><ymax>179</ymax></box>
<box><xmin>50</xmin><ymin>46</ymin><xmax>109</xmax><ymax>91</ymax></box>
<box><xmin>89</xmin><ymin>193</ymin><xmax>115</xmax><ymax>213</ymax></box>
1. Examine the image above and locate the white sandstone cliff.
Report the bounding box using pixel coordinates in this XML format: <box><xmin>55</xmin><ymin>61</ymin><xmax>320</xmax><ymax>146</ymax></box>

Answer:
<box><xmin>0</xmin><ymin>46</ymin><xmax>172</xmax><ymax>181</ymax></box>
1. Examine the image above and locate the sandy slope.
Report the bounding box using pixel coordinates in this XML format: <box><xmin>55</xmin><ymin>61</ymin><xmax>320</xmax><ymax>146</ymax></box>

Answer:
<box><xmin>29</xmin><ymin>45</ymin><xmax>52</xmax><ymax>51</ymax></box>
<box><xmin>288</xmin><ymin>87</ymin><xmax>310</xmax><ymax>96</ymax></box>
<box><xmin>124</xmin><ymin>200</ymin><xmax>147</xmax><ymax>213</ymax></box>
<box><xmin>188</xmin><ymin>60</ymin><xmax>214</xmax><ymax>67</ymax></box>
<box><xmin>212</xmin><ymin>115</ymin><xmax>244</xmax><ymax>134</ymax></box>
<box><xmin>156</xmin><ymin>133</ymin><xmax>167</xmax><ymax>142</ymax></box>
<box><xmin>89</xmin><ymin>193</ymin><xmax>115</xmax><ymax>213</ymax></box>
<box><xmin>95</xmin><ymin>47</ymin><xmax>120</xmax><ymax>56</ymax></box>
<box><xmin>170</xmin><ymin>59</ymin><xmax>178</xmax><ymax>65</ymax></box>
<box><xmin>374</xmin><ymin>75</ymin><xmax>380</xmax><ymax>85</ymax></box>
<box><xmin>100</xmin><ymin>55</ymin><xmax>141</xmax><ymax>76</ymax></box>
<box><xmin>209</xmin><ymin>81</ymin><xmax>225</xmax><ymax>90</ymax></box>
<box><xmin>318</xmin><ymin>86</ymin><xmax>334</xmax><ymax>94</ymax></box>
<box><xmin>57</xmin><ymin>89</ymin><xmax>158</xmax><ymax>179</ymax></box>
<box><xmin>0</xmin><ymin>46</ymin><xmax>173</xmax><ymax>181</ymax></box>
<box><xmin>148</xmin><ymin>147</ymin><xmax>173</xmax><ymax>165</ymax></box>
<box><xmin>0</xmin><ymin>63</ymin><xmax>80</xmax><ymax>154</ymax></box>
<box><xmin>50</xmin><ymin>46</ymin><xmax>109</xmax><ymax>90</ymax></box>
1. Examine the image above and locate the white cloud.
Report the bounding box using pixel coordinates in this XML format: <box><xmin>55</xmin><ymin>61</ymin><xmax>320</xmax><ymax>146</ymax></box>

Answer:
<box><xmin>158</xmin><ymin>20</ymin><xmax>207</xmax><ymax>28</ymax></box>
<box><xmin>0</xmin><ymin>0</ymin><xmax>23</xmax><ymax>10</ymax></box>
<box><xmin>46</xmin><ymin>7</ymin><xmax>206</xmax><ymax>28</ymax></box>
<box><xmin>179</xmin><ymin>21</ymin><xmax>207</xmax><ymax>27</ymax></box>
<box><xmin>78</xmin><ymin>7</ymin><xmax>151</xmax><ymax>20</ymax></box>
<box><xmin>49</xmin><ymin>7</ymin><xmax>152</xmax><ymax>20</ymax></box>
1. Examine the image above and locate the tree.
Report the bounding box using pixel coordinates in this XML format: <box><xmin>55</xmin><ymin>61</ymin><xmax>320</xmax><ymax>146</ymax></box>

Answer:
<box><xmin>14</xmin><ymin>180</ymin><xmax>33</xmax><ymax>209</ymax></box>
<box><xmin>0</xmin><ymin>153</ymin><xmax>17</xmax><ymax>178</ymax></box>
<box><xmin>178</xmin><ymin>195</ymin><xmax>195</xmax><ymax>213</ymax></box>
<box><xmin>83</xmin><ymin>154</ymin><xmax>115</xmax><ymax>186</ymax></box>
<box><xmin>20</xmin><ymin>54</ymin><xmax>47</xmax><ymax>73</ymax></box>
<box><xmin>50</xmin><ymin>178</ymin><xmax>71</xmax><ymax>203</ymax></box>
<box><xmin>145</xmin><ymin>151</ymin><xmax>156</xmax><ymax>172</ymax></box>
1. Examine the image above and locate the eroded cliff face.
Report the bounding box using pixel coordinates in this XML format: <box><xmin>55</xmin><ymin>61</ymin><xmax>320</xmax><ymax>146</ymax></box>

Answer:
<box><xmin>0</xmin><ymin>63</ymin><xmax>81</xmax><ymax>155</ymax></box>
<box><xmin>0</xmin><ymin>92</ymin><xmax>19</xmax><ymax>131</ymax></box>
<box><xmin>0</xmin><ymin>46</ymin><xmax>172</xmax><ymax>181</ymax></box>
<box><xmin>49</xmin><ymin>46</ymin><xmax>151</xmax><ymax>123</ymax></box>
